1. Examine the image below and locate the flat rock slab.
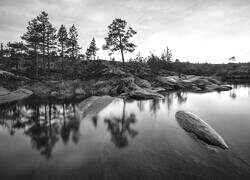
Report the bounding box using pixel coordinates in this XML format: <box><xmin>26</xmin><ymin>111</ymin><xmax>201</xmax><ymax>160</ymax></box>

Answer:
<box><xmin>175</xmin><ymin>111</ymin><xmax>228</xmax><ymax>149</ymax></box>
<box><xmin>156</xmin><ymin>75</ymin><xmax>232</xmax><ymax>92</ymax></box>
<box><xmin>0</xmin><ymin>87</ymin><xmax>10</xmax><ymax>95</ymax></box>
<box><xmin>126</xmin><ymin>88</ymin><xmax>164</xmax><ymax>100</ymax></box>
<box><xmin>77</xmin><ymin>96</ymin><xmax>115</xmax><ymax>118</ymax></box>
<box><xmin>0</xmin><ymin>88</ymin><xmax>33</xmax><ymax>105</ymax></box>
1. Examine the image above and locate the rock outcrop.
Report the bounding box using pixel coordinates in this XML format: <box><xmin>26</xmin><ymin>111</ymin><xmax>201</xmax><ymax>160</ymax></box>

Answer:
<box><xmin>156</xmin><ymin>75</ymin><xmax>232</xmax><ymax>92</ymax></box>
<box><xmin>127</xmin><ymin>88</ymin><xmax>164</xmax><ymax>100</ymax></box>
<box><xmin>0</xmin><ymin>67</ymin><xmax>233</xmax><ymax>102</ymax></box>
<box><xmin>175</xmin><ymin>111</ymin><xmax>228</xmax><ymax>149</ymax></box>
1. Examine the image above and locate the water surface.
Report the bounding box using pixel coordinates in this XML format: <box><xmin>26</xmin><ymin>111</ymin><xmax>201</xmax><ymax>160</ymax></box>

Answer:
<box><xmin>0</xmin><ymin>84</ymin><xmax>250</xmax><ymax>180</ymax></box>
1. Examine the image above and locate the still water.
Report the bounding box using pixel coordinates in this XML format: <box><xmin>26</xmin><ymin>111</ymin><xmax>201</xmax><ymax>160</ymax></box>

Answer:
<box><xmin>0</xmin><ymin>84</ymin><xmax>250</xmax><ymax>180</ymax></box>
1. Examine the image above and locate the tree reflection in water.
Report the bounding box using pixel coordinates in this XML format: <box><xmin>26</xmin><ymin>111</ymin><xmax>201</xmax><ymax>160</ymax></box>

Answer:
<box><xmin>149</xmin><ymin>99</ymin><xmax>160</xmax><ymax>115</ymax></box>
<box><xmin>104</xmin><ymin>99</ymin><xmax>138</xmax><ymax>148</ymax></box>
<box><xmin>164</xmin><ymin>92</ymin><xmax>174</xmax><ymax>110</ymax></box>
<box><xmin>229</xmin><ymin>90</ymin><xmax>237</xmax><ymax>99</ymax></box>
<box><xmin>0</xmin><ymin>92</ymin><xmax>189</xmax><ymax>158</ymax></box>
<box><xmin>137</xmin><ymin>100</ymin><xmax>145</xmax><ymax>112</ymax></box>
<box><xmin>0</xmin><ymin>97</ymin><xmax>81</xmax><ymax>159</ymax></box>
<box><xmin>175</xmin><ymin>91</ymin><xmax>187</xmax><ymax>104</ymax></box>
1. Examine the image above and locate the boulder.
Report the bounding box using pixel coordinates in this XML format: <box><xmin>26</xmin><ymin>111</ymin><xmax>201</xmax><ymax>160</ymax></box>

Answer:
<box><xmin>135</xmin><ymin>77</ymin><xmax>151</xmax><ymax>88</ymax></box>
<box><xmin>175</xmin><ymin>111</ymin><xmax>228</xmax><ymax>149</ymax></box>
<box><xmin>75</xmin><ymin>87</ymin><xmax>86</xmax><ymax>95</ymax></box>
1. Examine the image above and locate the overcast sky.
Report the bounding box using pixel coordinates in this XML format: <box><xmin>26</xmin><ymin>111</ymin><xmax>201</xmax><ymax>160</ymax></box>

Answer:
<box><xmin>0</xmin><ymin>0</ymin><xmax>250</xmax><ymax>63</ymax></box>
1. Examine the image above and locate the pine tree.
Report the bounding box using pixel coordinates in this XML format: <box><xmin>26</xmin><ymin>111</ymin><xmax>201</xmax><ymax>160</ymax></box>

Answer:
<box><xmin>85</xmin><ymin>47</ymin><xmax>91</xmax><ymax>60</ymax></box>
<box><xmin>6</xmin><ymin>42</ymin><xmax>27</xmax><ymax>71</ymax></box>
<box><xmin>0</xmin><ymin>43</ymin><xmax>3</xmax><ymax>59</ymax></box>
<box><xmin>161</xmin><ymin>47</ymin><xmax>172</xmax><ymax>62</ymax></box>
<box><xmin>103</xmin><ymin>18</ymin><xmax>137</xmax><ymax>65</ymax></box>
<box><xmin>36</xmin><ymin>11</ymin><xmax>57</xmax><ymax>72</ymax></box>
<box><xmin>135</xmin><ymin>52</ymin><xmax>144</xmax><ymax>63</ymax></box>
<box><xmin>57</xmin><ymin>24</ymin><xmax>68</xmax><ymax>70</ymax></box>
<box><xmin>86</xmin><ymin>38</ymin><xmax>99</xmax><ymax>60</ymax></box>
<box><xmin>66</xmin><ymin>25</ymin><xmax>81</xmax><ymax>60</ymax></box>
<box><xmin>37</xmin><ymin>11</ymin><xmax>49</xmax><ymax>69</ymax></box>
<box><xmin>21</xmin><ymin>18</ymin><xmax>42</xmax><ymax>78</ymax></box>
<box><xmin>45</xmin><ymin>23</ymin><xmax>57</xmax><ymax>72</ymax></box>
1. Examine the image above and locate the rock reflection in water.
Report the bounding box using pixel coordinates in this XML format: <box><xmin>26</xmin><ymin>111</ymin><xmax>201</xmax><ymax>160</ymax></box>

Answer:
<box><xmin>135</xmin><ymin>91</ymin><xmax>188</xmax><ymax>115</ymax></box>
<box><xmin>104</xmin><ymin>99</ymin><xmax>138</xmax><ymax>148</ymax></box>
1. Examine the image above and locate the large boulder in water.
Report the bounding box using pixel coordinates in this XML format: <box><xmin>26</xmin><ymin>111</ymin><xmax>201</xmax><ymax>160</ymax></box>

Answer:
<box><xmin>175</xmin><ymin>111</ymin><xmax>228</xmax><ymax>149</ymax></box>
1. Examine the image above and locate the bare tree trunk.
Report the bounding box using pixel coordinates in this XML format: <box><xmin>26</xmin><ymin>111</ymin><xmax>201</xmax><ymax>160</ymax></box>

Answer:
<box><xmin>43</xmin><ymin>47</ymin><xmax>45</xmax><ymax>70</ymax></box>
<box><xmin>35</xmin><ymin>45</ymin><xmax>38</xmax><ymax>78</ymax></box>
<box><xmin>120</xmin><ymin>48</ymin><xmax>125</xmax><ymax>65</ymax></box>
<box><xmin>61</xmin><ymin>43</ymin><xmax>64</xmax><ymax>71</ymax></box>
<box><xmin>119</xmin><ymin>35</ymin><xmax>125</xmax><ymax>67</ymax></box>
<box><xmin>42</xmin><ymin>34</ymin><xmax>46</xmax><ymax>71</ymax></box>
<box><xmin>47</xmin><ymin>47</ymin><xmax>50</xmax><ymax>74</ymax></box>
<box><xmin>119</xmin><ymin>36</ymin><xmax>125</xmax><ymax>67</ymax></box>
<box><xmin>15</xmin><ymin>58</ymin><xmax>18</xmax><ymax>71</ymax></box>
<box><xmin>121</xmin><ymin>99</ymin><xmax>126</xmax><ymax>130</ymax></box>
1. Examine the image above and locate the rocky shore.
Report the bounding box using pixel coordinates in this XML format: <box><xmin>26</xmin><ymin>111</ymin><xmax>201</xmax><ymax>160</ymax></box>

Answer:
<box><xmin>0</xmin><ymin>64</ymin><xmax>233</xmax><ymax>103</ymax></box>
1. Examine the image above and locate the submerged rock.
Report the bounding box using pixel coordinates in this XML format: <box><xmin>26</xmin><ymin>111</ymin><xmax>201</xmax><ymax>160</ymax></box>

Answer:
<box><xmin>175</xmin><ymin>111</ymin><xmax>228</xmax><ymax>149</ymax></box>
<box><xmin>128</xmin><ymin>89</ymin><xmax>164</xmax><ymax>100</ymax></box>
<box><xmin>77</xmin><ymin>96</ymin><xmax>115</xmax><ymax>118</ymax></box>
<box><xmin>215</xmin><ymin>85</ymin><xmax>232</xmax><ymax>91</ymax></box>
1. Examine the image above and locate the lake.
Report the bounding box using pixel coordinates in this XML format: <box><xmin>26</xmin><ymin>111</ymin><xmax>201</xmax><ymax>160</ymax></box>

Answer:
<box><xmin>0</xmin><ymin>84</ymin><xmax>250</xmax><ymax>180</ymax></box>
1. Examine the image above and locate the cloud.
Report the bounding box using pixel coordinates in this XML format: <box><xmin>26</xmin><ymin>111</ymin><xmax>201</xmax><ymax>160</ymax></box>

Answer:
<box><xmin>0</xmin><ymin>0</ymin><xmax>250</xmax><ymax>62</ymax></box>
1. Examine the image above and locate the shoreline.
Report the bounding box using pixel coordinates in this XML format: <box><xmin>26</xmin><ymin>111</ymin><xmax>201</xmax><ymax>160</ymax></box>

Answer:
<box><xmin>1</xmin><ymin>72</ymin><xmax>233</xmax><ymax>104</ymax></box>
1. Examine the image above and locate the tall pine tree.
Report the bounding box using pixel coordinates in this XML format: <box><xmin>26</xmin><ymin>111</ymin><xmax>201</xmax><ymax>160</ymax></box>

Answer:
<box><xmin>21</xmin><ymin>18</ymin><xmax>42</xmax><ymax>78</ymax></box>
<box><xmin>86</xmin><ymin>38</ymin><xmax>99</xmax><ymax>60</ymax></box>
<box><xmin>103</xmin><ymin>18</ymin><xmax>137</xmax><ymax>65</ymax></box>
<box><xmin>45</xmin><ymin>23</ymin><xmax>57</xmax><ymax>72</ymax></box>
<box><xmin>37</xmin><ymin>11</ymin><xmax>49</xmax><ymax>69</ymax></box>
<box><xmin>37</xmin><ymin>11</ymin><xmax>57</xmax><ymax>72</ymax></box>
<box><xmin>66</xmin><ymin>25</ymin><xmax>81</xmax><ymax>60</ymax></box>
<box><xmin>57</xmin><ymin>24</ymin><xmax>68</xmax><ymax>70</ymax></box>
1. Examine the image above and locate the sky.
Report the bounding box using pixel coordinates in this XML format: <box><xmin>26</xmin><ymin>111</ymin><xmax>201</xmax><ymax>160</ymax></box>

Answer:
<box><xmin>0</xmin><ymin>0</ymin><xmax>250</xmax><ymax>63</ymax></box>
